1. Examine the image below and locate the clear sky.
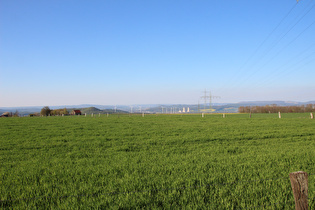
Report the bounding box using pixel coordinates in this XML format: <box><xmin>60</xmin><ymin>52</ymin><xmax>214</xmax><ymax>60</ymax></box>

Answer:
<box><xmin>1</xmin><ymin>0</ymin><xmax>315</xmax><ymax>107</ymax></box>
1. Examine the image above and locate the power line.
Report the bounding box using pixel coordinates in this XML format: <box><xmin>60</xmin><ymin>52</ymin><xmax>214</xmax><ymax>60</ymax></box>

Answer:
<box><xmin>219</xmin><ymin>1</ymin><xmax>300</xmax><ymax>93</ymax></box>
<box><xmin>240</xmin><ymin>2</ymin><xmax>299</xmax><ymax>72</ymax></box>
<box><xmin>267</xmin><ymin>1</ymin><xmax>315</xmax><ymax>57</ymax></box>
<box><xmin>265</xmin><ymin>0</ymin><xmax>315</xmax><ymax>56</ymax></box>
<box><xmin>253</xmin><ymin>49</ymin><xmax>315</xmax><ymax>89</ymax></box>
<box><xmin>219</xmin><ymin>1</ymin><xmax>315</xmax><ymax>96</ymax></box>
<box><xmin>240</xmin><ymin>17</ymin><xmax>315</xmax><ymax>88</ymax></box>
<box><xmin>228</xmin><ymin>4</ymin><xmax>315</xmax><ymax>91</ymax></box>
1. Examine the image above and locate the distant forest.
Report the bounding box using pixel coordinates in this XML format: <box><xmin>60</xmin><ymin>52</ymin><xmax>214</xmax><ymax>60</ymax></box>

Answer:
<box><xmin>238</xmin><ymin>104</ymin><xmax>315</xmax><ymax>113</ymax></box>
<box><xmin>36</xmin><ymin>106</ymin><xmax>128</xmax><ymax>117</ymax></box>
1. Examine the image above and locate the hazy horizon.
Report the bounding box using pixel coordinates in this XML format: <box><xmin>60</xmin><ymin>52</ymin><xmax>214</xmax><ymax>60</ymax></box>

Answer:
<box><xmin>1</xmin><ymin>98</ymin><xmax>315</xmax><ymax>109</ymax></box>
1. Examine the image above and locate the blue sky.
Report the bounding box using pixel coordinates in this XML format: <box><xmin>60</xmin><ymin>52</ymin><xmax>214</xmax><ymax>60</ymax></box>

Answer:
<box><xmin>1</xmin><ymin>0</ymin><xmax>315</xmax><ymax>107</ymax></box>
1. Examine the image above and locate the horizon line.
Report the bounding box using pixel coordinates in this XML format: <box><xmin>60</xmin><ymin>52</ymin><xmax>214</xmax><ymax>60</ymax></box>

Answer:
<box><xmin>1</xmin><ymin>100</ymin><xmax>315</xmax><ymax>109</ymax></box>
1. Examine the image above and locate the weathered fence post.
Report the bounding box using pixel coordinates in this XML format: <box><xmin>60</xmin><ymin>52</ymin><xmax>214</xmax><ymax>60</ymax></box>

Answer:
<box><xmin>107</xmin><ymin>113</ymin><xmax>109</xmax><ymax>117</ymax></box>
<box><xmin>311</xmin><ymin>113</ymin><xmax>313</xmax><ymax>119</ymax></box>
<box><xmin>223</xmin><ymin>113</ymin><xmax>225</xmax><ymax>118</ymax></box>
<box><xmin>142</xmin><ymin>112</ymin><xmax>145</xmax><ymax>117</ymax></box>
<box><xmin>289</xmin><ymin>171</ymin><xmax>308</xmax><ymax>210</ymax></box>
<box><xmin>99</xmin><ymin>113</ymin><xmax>101</xmax><ymax>117</ymax></box>
<box><xmin>85</xmin><ymin>113</ymin><xmax>87</xmax><ymax>117</ymax></box>
<box><xmin>202</xmin><ymin>113</ymin><xmax>204</xmax><ymax>118</ymax></box>
<box><xmin>278</xmin><ymin>112</ymin><xmax>281</xmax><ymax>119</ymax></box>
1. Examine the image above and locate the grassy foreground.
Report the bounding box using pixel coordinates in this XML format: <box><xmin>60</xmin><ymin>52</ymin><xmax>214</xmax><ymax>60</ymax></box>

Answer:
<box><xmin>1</xmin><ymin>113</ymin><xmax>314</xmax><ymax>209</ymax></box>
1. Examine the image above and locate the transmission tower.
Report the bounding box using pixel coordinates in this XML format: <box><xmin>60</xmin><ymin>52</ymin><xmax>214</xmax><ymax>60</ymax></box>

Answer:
<box><xmin>200</xmin><ymin>89</ymin><xmax>220</xmax><ymax>112</ymax></box>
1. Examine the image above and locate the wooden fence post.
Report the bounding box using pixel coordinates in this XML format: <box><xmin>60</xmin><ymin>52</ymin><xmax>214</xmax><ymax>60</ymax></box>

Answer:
<box><xmin>202</xmin><ymin>113</ymin><xmax>204</xmax><ymax>118</ymax></box>
<box><xmin>278</xmin><ymin>112</ymin><xmax>281</xmax><ymax>119</ymax></box>
<box><xmin>289</xmin><ymin>171</ymin><xmax>308</xmax><ymax>210</ymax></box>
<box><xmin>311</xmin><ymin>113</ymin><xmax>313</xmax><ymax>119</ymax></box>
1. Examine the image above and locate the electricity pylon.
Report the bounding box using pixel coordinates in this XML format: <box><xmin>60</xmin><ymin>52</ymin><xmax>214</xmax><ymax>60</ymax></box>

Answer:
<box><xmin>200</xmin><ymin>89</ymin><xmax>220</xmax><ymax>112</ymax></box>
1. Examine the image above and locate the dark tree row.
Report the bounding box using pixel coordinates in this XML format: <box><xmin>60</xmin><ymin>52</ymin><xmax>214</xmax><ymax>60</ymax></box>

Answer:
<box><xmin>238</xmin><ymin>104</ymin><xmax>315</xmax><ymax>113</ymax></box>
<box><xmin>40</xmin><ymin>106</ymin><xmax>69</xmax><ymax>116</ymax></box>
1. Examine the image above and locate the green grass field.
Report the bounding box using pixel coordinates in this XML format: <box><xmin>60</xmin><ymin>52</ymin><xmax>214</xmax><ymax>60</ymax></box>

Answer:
<box><xmin>1</xmin><ymin>113</ymin><xmax>314</xmax><ymax>209</ymax></box>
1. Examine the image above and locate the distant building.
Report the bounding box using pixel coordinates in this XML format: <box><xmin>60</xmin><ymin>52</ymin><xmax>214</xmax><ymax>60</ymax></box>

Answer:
<box><xmin>71</xmin><ymin>110</ymin><xmax>82</xmax><ymax>115</ymax></box>
<box><xmin>1</xmin><ymin>112</ymin><xmax>11</xmax><ymax>117</ymax></box>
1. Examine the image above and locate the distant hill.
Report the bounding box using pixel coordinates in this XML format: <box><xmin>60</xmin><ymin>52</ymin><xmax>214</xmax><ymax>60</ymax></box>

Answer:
<box><xmin>79</xmin><ymin>107</ymin><xmax>128</xmax><ymax>115</ymax></box>
<box><xmin>0</xmin><ymin>106</ymin><xmax>128</xmax><ymax>116</ymax></box>
<box><xmin>143</xmin><ymin>104</ymin><xmax>239</xmax><ymax>113</ymax></box>
<box><xmin>0</xmin><ymin>107</ymin><xmax>42</xmax><ymax>116</ymax></box>
<box><xmin>236</xmin><ymin>101</ymin><xmax>314</xmax><ymax>106</ymax></box>
<box><xmin>80</xmin><ymin>107</ymin><xmax>102</xmax><ymax>114</ymax></box>
<box><xmin>1</xmin><ymin>101</ymin><xmax>314</xmax><ymax>115</ymax></box>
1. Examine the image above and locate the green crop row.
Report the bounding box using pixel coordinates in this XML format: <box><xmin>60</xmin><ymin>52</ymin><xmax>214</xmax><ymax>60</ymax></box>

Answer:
<box><xmin>1</xmin><ymin>114</ymin><xmax>314</xmax><ymax>209</ymax></box>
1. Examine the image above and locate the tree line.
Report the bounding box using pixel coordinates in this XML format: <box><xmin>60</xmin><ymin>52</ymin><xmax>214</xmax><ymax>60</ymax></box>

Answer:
<box><xmin>40</xmin><ymin>106</ymin><xmax>69</xmax><ymax>116</ymax></box>
<box><xmin>238</xmin><ymin>104</ymin><xmax>315</xmax><ymax>113</ymax></box>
